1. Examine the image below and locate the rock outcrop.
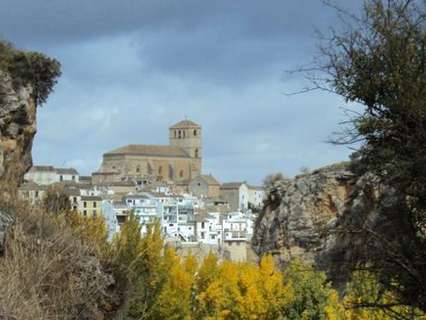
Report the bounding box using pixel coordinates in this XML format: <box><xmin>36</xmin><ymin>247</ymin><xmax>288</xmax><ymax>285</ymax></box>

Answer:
<box><xmin>252</xmin><ymin>162</ymin><xmax>354</xmax><ymax>270</ymax></box>
<box><xmin>0</xmin><ymin>69</ymin><xmax>37</xmax><ymax>182</ymax></box>
<box><xmin>0</xmin><ymin>69</ymin><xmax>40</xmax><ymax>254</ymax></box>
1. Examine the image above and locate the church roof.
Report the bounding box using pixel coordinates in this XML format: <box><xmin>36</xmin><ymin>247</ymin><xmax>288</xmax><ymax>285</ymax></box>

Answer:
<box><xmin>104</xmin><ymin>144</ymin><xmax>190</xmax><ymax>158</ymax></box>
<box><xmin>169</xmin><ymin>119</ymin><xmax>201</xmax><ymax>129</ymax></box>
<box><xmin>193</xmin><ymin>174</ymin><xmax>220</xmax><ymax>186</ymax></box>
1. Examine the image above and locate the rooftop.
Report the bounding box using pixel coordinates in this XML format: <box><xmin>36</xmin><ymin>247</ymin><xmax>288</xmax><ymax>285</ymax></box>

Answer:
<box><xmin>169</xmin><ymin>119</ymin><xmax>201</xmax><ymax>129</ymax></box>
<box><xmin>194</xmin><ymin>174</ymin><xmax>220</xmax><ymax>186</ymax></box>
<box><xmin>28</xmin><ymin>165</ymin><xmax>55</xmax><ymax>172</ymax></box>
<box><xmin>220</xmin><ymin>182</ymin><xmax>247</xmax><ymax>190</ymax></box>
<box><xmin>56</xmin><ymin>168</ymin><xmax>78</xmax><ymax>175</ymax></box>
<box><xmin>81</xmin><ymin>195</ymin><xmax>102</xmax><ymax>201</ymax></box>
<box><xmin>104</xmin><ymin>144</ymin><xmax>190</xmax><ymax>158</ymax></box>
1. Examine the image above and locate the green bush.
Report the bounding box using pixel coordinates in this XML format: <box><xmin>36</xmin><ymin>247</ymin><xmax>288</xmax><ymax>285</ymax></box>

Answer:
<box><xmin>0</xmin><ymin>41</ymin><xmax>61</xmax><ymax>105</ymax></box>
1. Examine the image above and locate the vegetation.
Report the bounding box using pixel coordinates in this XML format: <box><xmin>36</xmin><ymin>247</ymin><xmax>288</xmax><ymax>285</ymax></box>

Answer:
<box><xmin>0</xmin><ymin>183</ymin><xmax>424</xmax><ymax>319</ymax></box>
<box><xmin>301</xmin><ymin>0</ymin><xmax>426</xmax><ymax>314</ymax></box>
<box><xmin>42</xmin><ymin>185</ymin><xmax>72</xmax><ymax>214</ymax></box>
<box><xmin>109</xmin><ymin>215</ymin><xmax>424</xmax><ymax>320</ymax></box>
<box><xmin>0</xmin><ymin>41</ymin><xmax>61</xmax><ymax>105</ymax></box>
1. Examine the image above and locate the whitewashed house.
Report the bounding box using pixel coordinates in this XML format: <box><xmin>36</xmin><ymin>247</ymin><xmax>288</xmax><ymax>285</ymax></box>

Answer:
<box><xmin>220</xmin><ymin>182</ymin><xmax>249</xmax><ymax>211</ymax></box>
<box><xmin>25</xmin><ymin>166</ymin><xmax>79</xmax><ymax>185</ymax></box>
<box><xmin>248</xmin><ymin>185</ymin><xmax>265</xmax><ymax>209</ymax></box>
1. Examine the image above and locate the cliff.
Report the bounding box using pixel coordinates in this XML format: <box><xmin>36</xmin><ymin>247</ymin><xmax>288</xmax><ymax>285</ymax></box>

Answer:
<box><xmin>251</xmin><ymin>163</ymin><xmax>354</xmax><ymax>271</ymax></box>
<box><xmin>0</xmin><ymin>69</ymin><xmax>37</xmax><ymax>181</ymax></box>
<box><xmin>0</xmin><ymin>69</ymin><xmax>38</xmax><ymax>255</ymax></box>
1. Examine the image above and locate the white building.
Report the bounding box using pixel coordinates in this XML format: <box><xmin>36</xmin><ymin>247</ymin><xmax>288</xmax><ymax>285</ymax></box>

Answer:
<box><xmin>25</xmin><ymin>166</ymin><xmax>79</xmax><ymax>185</ymax></box>
<box><xmin>194</xmin><ymin>210</ymin><xmax>253</xmax><ymax>245</ymax></box>
<box><xmin>248</xmin><ymin>185</ymin><xmax>265</xmax><ymax>209</ymax></box>
<box><xmin>123</xmin><ymin>194</ymin><xmax>163</xmax><ymax>234</ymax></box>
<box><xmin>220</xmin><ymin>182</ymin><xmax>249</xmax><ymax>211</ymax></box>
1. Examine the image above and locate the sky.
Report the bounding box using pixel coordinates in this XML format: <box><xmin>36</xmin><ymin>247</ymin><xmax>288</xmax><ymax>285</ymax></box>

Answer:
<box><xmin>0</xmin><ymin>0</ymin><xmax>363</xmax><ymax>185</ymax></box>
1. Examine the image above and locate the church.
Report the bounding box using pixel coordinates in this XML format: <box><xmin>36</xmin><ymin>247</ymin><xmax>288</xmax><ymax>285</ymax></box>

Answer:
<box><xmin>92</xmin><ymin>120</ymin><xmax>202</xmax><ymax>185</ymax></box>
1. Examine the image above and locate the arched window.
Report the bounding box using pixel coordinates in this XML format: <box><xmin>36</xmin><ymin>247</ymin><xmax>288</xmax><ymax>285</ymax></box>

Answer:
<box><xmin>183</xmin><ymin>130</ymin><xmax>186</xmax><ymax>138</ymax></box>
<box><xmin>195</xmin><ymin>148</ymin><xmax>199</xmax><ymax>158</ymax></box>
<box><xmin>174</xmin><ymin>130</ymin><xmax>177</xmax><ymax>138</ymax></box>
<box><xmin>178</xmin><ymin>130</ymin><xmax>181</xmax><ymax>138</ymax></box>
<box><xmin>193</xmin><ymin>129</ymin><xmax>197</xmax><ymax>136</ymax></box>
<box><xmin>136</xmin><ymin>166</ymin><xmax>140</xmax><ymax>173</ymax></box>
<box><xmin>179</xmin><ymin>170</ymin><xmax>184</xmax><ymax>178</ymax></box>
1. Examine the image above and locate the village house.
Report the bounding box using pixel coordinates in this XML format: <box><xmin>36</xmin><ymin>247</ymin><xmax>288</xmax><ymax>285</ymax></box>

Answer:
<box><xmin>24</xmin><ymin>165</ymin><xmax>79</xmax><ymax>185</ymax></box>
<box><xmin>220</xmin><ymin>182</ymin><xmax>249</xmax><ymax>211</ymax></box>
<box><xmin>247</xmin><ymin>185</ymin><xmax>265</xmax><ymax>209</ymax></box>
<box><xmin>188</xmin><ymin>174</ymin><xmax>221</xmax><ymax>198</ymax></box>
<box><xmin>18</xmin><ymin>182</ymin><xmax>48</xmax><ymax>204</ymax></box>
<box><xmin>79</xmin><ymin>195</ymin><xmax>102</xmax><ymax>218</ymax></box>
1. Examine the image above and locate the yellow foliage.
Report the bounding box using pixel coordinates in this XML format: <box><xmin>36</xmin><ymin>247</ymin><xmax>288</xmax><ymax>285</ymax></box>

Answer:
<box><xmin>67</xmin><ymin>212</ymin><xmax>108</xmax><ymax>253</ymax></box>
<box><xmin>154</xmin><ymin>251</ymin><xmax>193</xmax><ymax>320</ymax></box>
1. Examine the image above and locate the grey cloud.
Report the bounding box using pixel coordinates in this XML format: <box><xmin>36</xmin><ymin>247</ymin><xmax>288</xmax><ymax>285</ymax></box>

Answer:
<box><xmin>6</xmin><ymin>0</ymin><xmax>364</xmax><ymax>184</ymax></box>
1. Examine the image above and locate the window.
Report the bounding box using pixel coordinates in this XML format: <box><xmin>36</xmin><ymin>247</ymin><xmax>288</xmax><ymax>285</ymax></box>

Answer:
<box><xmin>158</xmin><ymin>166</ymin><xmax>162</xmax><ymax>174</ymax></box>
<box><xmin>83</xmin><ymin>202</ymin><xmax>87</xmax><ymax>208</ymax></box>
<box><xmin>179</xmin><ymin>170</ymin><xmax>184</xmax><ymax>178</ymax></box>
<box><xmin>93</xmin><ymin>202</ymin><xmax>97</xmax><ymax>208</ymax></box>
<box><xmin>195</xmin><ymin>148</ymin><xmax>199</xmax><ymax>158</ymax></box>
<box><xmin>73</xmin><ymin>197</ymin><xmax>77</xmax><ymax>202</ymax></box>
<box><xmin>72</xmin><ymin>175</ymin><xmax>75</xmax><ymax>181</ymax></box>
<box><xmin>59</xmin><ymin>175</ymin><xmax>63</xmax><ymax>181</ymax></box>
<box><xmin>35</xmin><ymin>191</ymin><xmax>39</xmax><ymax>198</ymax></box>
<box><xmin>201</xmin><ymin>222</ymin><xmax>205</xmax><ymax>229</ymax></box>
<box><xmin>201</xmin><ymin>232</ymin><xmax>205</xmax><ymax>239</ymax></box>
<box><xmin>83</xmin><ymin>210</ymin><xmax>87</xmax><ymax>216</ymax></box>
<box><xmin>136</xmin><ymin>166</ymin><xmax>140</xmax><ymax>173</ymax></box>
<box><xmin>178</xmin><ymin>130</ymin><xmax>181</xmax><ymax>138</ymax></box>
<box><xmin>93</xmin><ymin>210</ymin><xmax>97</xmax><ymax>217</ymax></box>
<box><xmin>174</xmin><ymin>130</ymin><xmax>177</xmax><ymax>138</ymax></box>
<box><xmin>193</xmin><ymin>129</ymin><xmax>197</xmax><ymax>136</ymax></box>
<box><xmin>183</xmin><ymin>130</ymin><xmax>186</xmax><ymax>138</ymax></box>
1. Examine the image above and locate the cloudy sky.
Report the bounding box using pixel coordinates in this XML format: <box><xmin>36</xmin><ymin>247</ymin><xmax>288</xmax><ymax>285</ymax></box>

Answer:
<box><xmin>1</xmin><ymin>0</ymin><xmax>362</xmax><ymax>184</ymax></box>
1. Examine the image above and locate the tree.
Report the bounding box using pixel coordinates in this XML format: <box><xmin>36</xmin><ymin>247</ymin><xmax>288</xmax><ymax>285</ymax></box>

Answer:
<box><xmin>153</xmin><ymin>251</ymin><xmax>193</xmax><ymax>320</ymax></box>
<box><xmin>343</xmin><ymin>271</ymin><xmax>422</xmax><ymax>320</ymax></box>
<box><xmin>311</xmin><ymin>0</ymin><xmax>426</xmax><ymax>312</ymax></box>
<box><xmin>283</xmin><ymin>260</ymin><xmax>344</xmax><ymax>320</ymax></box>
<box><xmin>42</xmin><ymin>186</ymin><xmax>71</xmax><ymax>214</ymax></box>
<box><xmin>0</xmin><ymin>41</ymin><xmax>61</xmax><ymax>105</ymax></box>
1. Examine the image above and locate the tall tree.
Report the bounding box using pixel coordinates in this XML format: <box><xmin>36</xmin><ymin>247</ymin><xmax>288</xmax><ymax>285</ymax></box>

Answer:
<box><xmin>314</xmin><ymin>0</ymin><xmax>426</xmax><ymax>312</ymax></box>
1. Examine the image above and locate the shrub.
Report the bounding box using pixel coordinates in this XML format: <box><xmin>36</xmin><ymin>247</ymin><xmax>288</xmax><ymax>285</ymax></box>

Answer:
<box><xmin>0</xmin><ymin>41</ymin><xmax>61</xmax><ymax>105</ymax></box>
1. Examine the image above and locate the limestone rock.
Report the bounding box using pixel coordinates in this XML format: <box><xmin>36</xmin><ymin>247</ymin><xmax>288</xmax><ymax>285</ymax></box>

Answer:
<box><xmin>0</xmin><ymin>70</ymin><xmax>37</xmax><ymax>182</ymax></box>
<box><xmin>252</xmin><ymin>162</ymin><xmax>354</xmax><ymax>269</ymax></box>
<box><xmin>0</xmin><ymin>69</ymin><xmax>38</xmax><ymax>254</ymax></box>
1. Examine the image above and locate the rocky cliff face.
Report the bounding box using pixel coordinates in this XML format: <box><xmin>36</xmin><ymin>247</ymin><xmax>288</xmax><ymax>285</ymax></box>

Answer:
<box><xmin>0</xmin><ymin>70</ymin><xmax>37</xmax><ymax>182</ymax></box>
<box><xmin>0</xmin><ymin>69</ymin><xmax>39</xmax><ymax>253</ymax></box>
<box><xmin>252</xmin><ymin>163</ymin><xmax>354</xmax><ymax>270</ymax></box>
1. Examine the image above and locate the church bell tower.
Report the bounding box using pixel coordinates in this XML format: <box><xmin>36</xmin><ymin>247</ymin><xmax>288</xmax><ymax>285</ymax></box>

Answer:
<box><xmin>169</xmin><ymin>119</ymin><xmax>202</xmax><ymax>178</ymax></box>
